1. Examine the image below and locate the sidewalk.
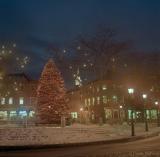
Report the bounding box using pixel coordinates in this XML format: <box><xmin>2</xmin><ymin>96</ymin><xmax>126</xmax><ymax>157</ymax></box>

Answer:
<box><xmin>0</xmin><ymin>123</ymin><xmax>160</xmax><ymax>149</ymax></box>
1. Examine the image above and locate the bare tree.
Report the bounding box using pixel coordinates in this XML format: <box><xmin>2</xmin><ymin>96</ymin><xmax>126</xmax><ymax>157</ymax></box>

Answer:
<box><xmin>74</xmin><ymin>27</ymin><xmax>130</xmax><ymax>80</ymax></box>
<box><xmin>46</xmin><ymin>27</ymin><xmax>130</xmax><ymax>87</ymax></box>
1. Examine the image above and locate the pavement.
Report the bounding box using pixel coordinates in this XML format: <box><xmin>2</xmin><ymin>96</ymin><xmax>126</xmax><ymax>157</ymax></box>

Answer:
<box><xmin>0</xmin><ymin>127</ymin><xmax>160</xmax><ymax>152</ymax></box>
<box><xmin>1</xmin><ymin>135</ymin><xmax>160</xmax><ymax>157</ymax></box>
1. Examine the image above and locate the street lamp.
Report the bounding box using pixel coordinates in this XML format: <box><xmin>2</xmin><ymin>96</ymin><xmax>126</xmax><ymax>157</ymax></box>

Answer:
<box><xmin>80</xmin><ymin>107</ymin><xmax>83</xmax><ymax>124</ymax></box>
<box><xmin>155</xmin><ymin>101</ymin><xmax>158</xmax><ymax>105</ymax></box>
<box><xmin>142</xmin><ymin>94</ymin><xmax>148</xmax><ymax>132</ymax></box>
<box><xmin>128</xmin><ymin>88</ymin><xmax>135</xmax><ymax>136</ymax></box>
<box><xmin>155</xmin><ymin>101</ymin><xmax>160</xmax><ymax>127</ymax></box>
<box><xmin>80</xmin><ymin>107</ymin><xmax>83</xmax><ymax>112</ymax></box>
<box><xmin>142</xmin><ymin>94</ymin><xmax>147</xmax><ymax>99</ymax></box>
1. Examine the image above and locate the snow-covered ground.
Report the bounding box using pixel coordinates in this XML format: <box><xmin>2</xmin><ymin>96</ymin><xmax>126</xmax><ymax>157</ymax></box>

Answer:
<box><xmin>0</xmin><ymin>123</ymin><xmax>159</xmax><ymax>146</ymax></box>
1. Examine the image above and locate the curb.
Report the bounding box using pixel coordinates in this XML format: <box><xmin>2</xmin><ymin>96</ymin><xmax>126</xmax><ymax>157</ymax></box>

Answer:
<box><xmin>0</xmin><ymin>131</ymin><xmax>159</xmax><ymax>151</ymax></box>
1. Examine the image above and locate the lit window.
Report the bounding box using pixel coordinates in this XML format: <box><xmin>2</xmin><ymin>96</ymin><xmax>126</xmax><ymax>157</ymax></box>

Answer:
<box><xmin>88</xmin><ymin>98</ymin><xmax>90</xmax><ymax>106</ymax></box>
<box><xmin>103</xmin><ymin>96</ymin><xmax>107</xmax><ymax>104</ymax></box>
<box><xmin>19</xmin><ymin>111</ymin><xmax>27</xmax><ymax>117</ymax></box>
<box><xmin>92</xmin><ymin>97</ymin><xmax>95</xmax><ymax>105</ymax></box>
<box><xmin>71</xmin><ymin>112</ymin><xmax>78</xmax><ymax>119</ymax></box>
<box><xmin>1</xmin><ymin>98</ymin><xmax>5</xmax><ymax>105</ymax></box>
<box><xmin>102</xmin><ymin>85</ymin><xmax>107</xmax><ymax>90</ymax></box>
<box><xmin>19</xmin><ymin>97</ymin><xmax>24</xmax><ymax>105</ymax></box>
<box><xmin>128</xmin><ymin>110</ymin><xmax>136</xmax><ymax>119</ymax></box>
<box><xmin>113</xmin><ymin>95</ymin><xmax>118</xmax><ymax>102</ymax></box>
<box><xmin>85</xmin><ymin>99</ymin><xmax>87</xmax><ymax>107</ymax></box>
<box><xmin>29</xmin><ymin>111</ymin><xmax>35</xmax><ymax>117</ymax></box>
<box><xmin>0</xmin><ymin>111</ymin><xmax>7</xmax><ymax>120</ymax></box>
<box><xmin>9</xmin><ymin>97</ymin><xmax>13</xmax><ymax>105</ymax></box>
<box><xmin>97</xmin><ymin>97</ymin><xmax>100</xmax><ymax>104</ymax></box>
<box><xmin>10</xmin><ymin>111</ymin><xmax>17</xmax><ymax>117</ymax></box>
<box><xmin>104</xmin><ymin>108</ymin><xmax>112</xmax><ymax>119</ymax></box>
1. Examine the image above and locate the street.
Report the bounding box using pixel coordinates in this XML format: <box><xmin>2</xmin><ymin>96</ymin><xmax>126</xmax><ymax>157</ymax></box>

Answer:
<box><xmin>1</xmin><ymin>135</ymin><xmax>160</xmax><ymax>157</ymax></box>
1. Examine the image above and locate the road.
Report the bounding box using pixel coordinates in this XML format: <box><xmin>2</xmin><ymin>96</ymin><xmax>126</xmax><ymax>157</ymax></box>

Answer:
<box><xmin>1</xmin><ymin>136</ymin><xmax>160</xmax><ymax>157</ymax></box>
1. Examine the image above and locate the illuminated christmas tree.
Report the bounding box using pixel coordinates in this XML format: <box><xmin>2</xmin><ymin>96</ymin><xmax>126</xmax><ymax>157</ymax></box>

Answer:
<box><xmin>37</xmin><ymin>59</ymin><xmax>69</xmax><ymax>124</ymax></box>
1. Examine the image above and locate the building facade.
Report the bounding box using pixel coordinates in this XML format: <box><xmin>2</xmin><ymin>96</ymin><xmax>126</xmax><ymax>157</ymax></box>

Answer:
<box><xmin>68</xmin><ymin>78</ymin><xmax>160</xmax><ymax>124</ymax></box>
<box><xmin>68</xmin><ymin>79</ymin><xmax>126</xmax><ymax>123</ymax></box>
<box><xmin>0</xmin><ymin>73</ymin><xmax>159</xmax><ymax>125</ymax></box>
<box><xmin>0</xmin><ymin>73</ymin><xmax>37</xmax><ymax>124</ymax></box>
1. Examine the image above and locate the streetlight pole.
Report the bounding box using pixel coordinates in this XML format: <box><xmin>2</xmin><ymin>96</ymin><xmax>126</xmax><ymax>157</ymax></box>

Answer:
<box><xmin>80</xmin><ymin>107</ymin><xmax>83</xmax><ymax>124</ymax></box>
<box><xmin>155</xmin><ymin>101</ymin><xmax>160</xmax><ymax>127</ymax></box>
<box><xmin>128</xmin><ymin>88</ymin><xmax>135</xmax><ymax>136</ymax></box>
<box><xmin>142</xmin><ymin>94</ymin><xmax>148</xmax><ymax>132</ymax></box>
<box><xmin>80</xmin><ymin>107</ymin><xmax>83</xmax><ymax>132</ymax></box>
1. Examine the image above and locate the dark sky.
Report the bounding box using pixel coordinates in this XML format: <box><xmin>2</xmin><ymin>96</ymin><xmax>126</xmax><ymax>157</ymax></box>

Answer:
<box><xmin>0</xmin><ymin>0</ymin><xmax>160</xmax><ymax>78</ymax></box>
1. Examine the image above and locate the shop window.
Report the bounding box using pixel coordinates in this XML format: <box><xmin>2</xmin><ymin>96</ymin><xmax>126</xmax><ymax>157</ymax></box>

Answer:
<box><xmin>150</xmin><ymin>110</ymin><xmax>157</xmax><ymax>119</ymax></box>
<box><xmin>10</xmin><ymin>111</ymin><xmax>17</xmax><ymax>117</ymax></box>
<box><xmin>0</xmin><ymin>111</ymin><xmax>7</xmax><ymax>120</ymax></box>
<box><xmin>128</xmin><ymin>110</ymin><xmax>136</xmax><ymax>119</ymax></box>
<box><xmin>19</xmin><ymin>110</ymin><xmax>27</xmax><ymax>117</ymax></box>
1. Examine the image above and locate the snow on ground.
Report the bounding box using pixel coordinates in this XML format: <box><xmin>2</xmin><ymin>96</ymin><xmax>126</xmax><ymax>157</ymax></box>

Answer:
<box><xmin>0</xmin><ymin>123</ymin><xmax>160</xmax><ymax>146</ymax></box>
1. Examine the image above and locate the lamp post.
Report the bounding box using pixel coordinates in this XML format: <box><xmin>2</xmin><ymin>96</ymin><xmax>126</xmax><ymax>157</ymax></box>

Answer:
<box><xmin>119</xmin><ymin>105</ymin><xmax>123</xmax><ymax>123</ymax></box>
<box><xmin>80</xmin><ymin>107</ymin><xmax>83</xmax><ymax>132</ymax></box>
<box><xmin>128</xmin><ymin>88</ymin><xmax>135</xmax><ymax>136</ymax></box>
<box><xmin>80</xmin><ymin>107</ymin><xmax>83</xmax><ymax>124</ymax></box>
<box><xmin>155</xmin><ymin>101</ymin><xmax>160</xmax><ymax>127</ymax></box>
<box><xmin>142</xmin><ymin>94</ymin><xmax>148</xmax><ymax>132</ymax></box>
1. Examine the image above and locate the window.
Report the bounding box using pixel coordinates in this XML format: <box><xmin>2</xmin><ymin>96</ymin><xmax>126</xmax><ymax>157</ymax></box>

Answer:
<box><xmin>0</xmin><ymin>111</ymin><xmax>7</xmax><ymax>120</ymax></box>
<box><xmin>97</xmin><ymin>97</ymin><xmax>100</xmax><ymax>104</ymax></box>
<box><xmin>1</xmin><ymin>97</ymin><xmax>5</xmax><ymax>105</ymax></box>
<box><xmin>19</xmin><ymin>97</ymin><xmax>24</xmax><ymax>105</ymax></box>
<box><xmin>88</xmin><ymin>98</ymin><xmax>90</xmax><ymax>106</ymax></box>
<box><xmin>104</xmin><ymin>109</ymin><xmax>112</xmax><ymax>119</ymax></box>
<box><xmin>10</xmin><ymin>111</ymin><xmax>17</xmax><ymax>117</ymax></box>
<box><xmin>19</xmin><ymin>111</ymin><xmax>27</xmax><ymax>117</ymax></box>
<box><xmin>29</xmin><ymin>111</ymin><xmax>35</xmax><ymax>117</ymax></box>
<box><xmin>85</xmin><ymin>99</ymin><xmax>87</xmax><ymax>107</ymax></box>
<box><xmin>9</xmin><ymin>97</ymin><xmax>13</xmax><ymax>105</ymax></box>
<box><xmin>128</xmin><ymin>110</ymin><xmax>136</xmax><ymax>119</ymax></box>
<box><xmin>112</xmin><ymin>95</ymin><xmax>118</xmax><ymax>102</ymax></box>
<box><xmin>103</xmin><ymin>96</ymin><xmax>107</xmax><ymax>104</ymax></box>
<box><xmin>150</xmin><ymin>110</ymin><xmax>157</xmax><ymax>119</ymax></box>
<box><xmin>102</xmin><ymin>85</ymin><xmax>107</xmax><ymax>90</ymax></box>
<box><xmin>71</xmin><ymin>112</ymin><xmax>78</xmax><ymax>119</ymax></box>
<box><xmin>92</xmin><ymin>97</ymin><xmax>95</xmax><ymax>105</ymax></box>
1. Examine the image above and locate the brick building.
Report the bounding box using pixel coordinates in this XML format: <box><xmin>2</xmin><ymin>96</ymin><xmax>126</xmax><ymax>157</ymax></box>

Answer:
<box><xmin>68</xmin><ymin>79</ymin><xmax>126</xmax><ymax>123</ymax></box>
<box><xmin>0</xmin><ymin>73</ymin><xmax>37</xmax><ymax>124</ymax></box>
<box><xmin>0</xmin><ymin>73</ymin><xmax>159</xmax><ymax>125</ymax></box>
<box><xmin>68</xmin><ymin>78</ymin><xmax>159</xmax><ymax>124</ymax></box>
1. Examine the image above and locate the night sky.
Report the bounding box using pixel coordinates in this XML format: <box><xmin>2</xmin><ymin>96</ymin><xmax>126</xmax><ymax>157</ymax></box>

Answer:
<box><xmin>0</xmin><ymin>0</ymin><xmax>160</xmax><ymax>78</ymax></box>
